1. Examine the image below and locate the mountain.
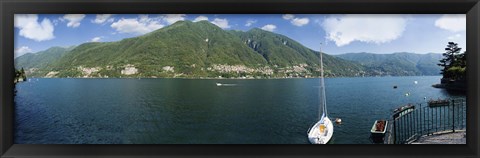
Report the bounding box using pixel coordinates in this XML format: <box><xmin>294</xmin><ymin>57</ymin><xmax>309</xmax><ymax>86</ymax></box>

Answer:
<box><xmin>335</xmin><ymin>52</ymin><xmax>443</xmax><ymax>76</ymax></box>
<box><xmin>45</xmin><ymin>21</ymin><xmax>271</xmax><ymax>78</ymax></box>
<box><xmin>230</xmin><ymin>28</ymin><xmax>366</xmax><ymax>77</ymax></box>
<box><xmin>14</xmin><ymin>46</ymin><xmax>74</xmax><ymax>76</ymax></box>
<box><xmin>17</xmin><ymin>20</ymin><xmax>368</xmax><ymax>78</ymax></box>
<box><xmin>16</xmin><ymin>20</ymin><xmax>441</xmax><ymax>78</ymax></box>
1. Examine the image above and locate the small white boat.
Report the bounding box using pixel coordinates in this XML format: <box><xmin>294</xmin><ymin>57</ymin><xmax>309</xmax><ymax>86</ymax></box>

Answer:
<box><xmin>308</xmin><ymin>116</ymin><xmax>334</xmax><ymax>144</ymax></box>
<box><xmin>216</xmin><ymin>83</ymin><xmax>237</xmax><ymax>86</ymax></box>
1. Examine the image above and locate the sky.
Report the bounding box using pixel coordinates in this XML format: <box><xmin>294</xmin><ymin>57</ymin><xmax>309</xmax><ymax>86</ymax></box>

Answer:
<box><xmin>14</xmin><ymin>14</ymin><xmax>466</xmax><ymax>58</ymax></box>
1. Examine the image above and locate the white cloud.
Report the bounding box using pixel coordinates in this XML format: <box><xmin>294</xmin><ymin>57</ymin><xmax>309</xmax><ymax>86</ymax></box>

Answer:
<box><xmin>14</xmin><ymin>14</ymin><xmax>55</xmax><ymax>42</ymax></box>
<box><xmin>193</xmin><ymin>16</ymin><xmax>209</xmax><ymax>22</ymax></box>
<box><xmin>282</xmin><ymin>14</ymin><xmax>309</xmax><ymax>27</ymax></box>
<box><xmin>93</xmin><ymin>14</ymin><xmax>114</xmax><ymax>24</ymax></box>
<box><xmin>211</xmin><ymin>18</ymin><xmax>231</xmax><ymax>29</ymax></box>
<box><xmin>435</xmin><ymin>14</ymin><xmax>466</xmax><ymax>32</ymax></box>
<box><xmin>111</xmin><ymin>15</ymin><xmax>164</xmax><ymax>34</ymax></box>
<box><xmin>90</xmin><ymin>36</ymin><xmax>103</xmax><ymax>42</ymax></box>
<box><xmin>15</xmin><ymin>46</ymin><xmax>33</xmax><ymax>57</ymax></box>
<box><xmin>245</xmin><ymin>19</ymin><xmax>257</xmax><ymax>27</ymax></box>
<box><xmin>322</xmin><ymin>14</ymin><xmax>407</xmax><ymax>46</ymax></box>
<box><xmin>194</xmin><ymin>17</ymin><xmax>231</xmax><ymax>29</ymax></box>
<box><xmin>261</xmin><ymin>24</ymin><xmax>277</xmax><ymax>32</ymax></box>
<box><xmin>62</xmin><ymin>14</ymin><xmax>86</xmax><ymax>28</ymax></box>
<box><xmin>161</xmin><ymin>14</ymin><xmax>186</xmax><ymax>24</ymax></box>
<box><xmin>138</xmin><ymin>14</ymin><xmax>150</xmax><ymax>23</ymax></box>
<box><xmin>52</xmin><ymin>19</ymin><xmax>60</xmax><ymax>26</ymax></box>
<box><xmin>291</xmin><ymin>17</ymin><xmax>309</xmax><ymax>26</ymax></box>
<box><xmin>447</xmin><ymin>34</ymin><xmax>462</xmax><ymax>40</ymax></box>
<box><xmin>282</xmin><ymin>14</ymin><xmax>295</xmax><ymax>20</ymax></box>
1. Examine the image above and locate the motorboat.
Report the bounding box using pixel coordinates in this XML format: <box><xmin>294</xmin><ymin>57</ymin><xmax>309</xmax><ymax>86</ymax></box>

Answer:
<box><xmin>428</xmin><ymin>98</ymin><xmax>450</xmax><ymax>107</ymax></box>
<box><xmin>393</xmin><ymin>104</ymin><xmax>415</xmax><ymax>119</ymax></box>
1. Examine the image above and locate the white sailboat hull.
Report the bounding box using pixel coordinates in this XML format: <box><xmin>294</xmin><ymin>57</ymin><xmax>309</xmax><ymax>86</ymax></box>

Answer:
<box><xmin>307</xmin><ymin>117</ymin><xmax>334</xmax><ymax>144</ymax></box>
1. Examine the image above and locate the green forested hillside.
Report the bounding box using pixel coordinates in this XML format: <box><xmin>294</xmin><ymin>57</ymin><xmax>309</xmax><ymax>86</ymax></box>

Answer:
<box><xmin>230</xmin><ymin>28</ymin><xmax>367</xmax><ymax>77</ymax></box>
<box><xmin>14</xmin><ymin>46</ymin><xmax>73</xmax><ymax>76</ymax></box>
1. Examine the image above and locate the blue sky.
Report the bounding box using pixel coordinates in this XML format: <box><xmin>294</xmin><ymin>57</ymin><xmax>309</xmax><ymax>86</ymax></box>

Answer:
<box><xmin>14</xmin><ymin>14</ymin><xmax>466</xmax><ymax>58</ymax></box>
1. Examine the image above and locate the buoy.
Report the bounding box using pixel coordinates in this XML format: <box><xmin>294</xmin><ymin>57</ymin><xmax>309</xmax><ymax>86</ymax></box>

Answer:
<box><xmin>405</xmin><ymin>93</ymin><xmax>409</xmax><ymax>96</ymax></box>
<box><xmin>335</xmin><ymin>118</ymin><xmax>342</xmax><ymax>124</ymax></box>
<box><xmin>393</xmin><ymin>85</ymin><xmax>397</xmax><ymax>89</ymax></box>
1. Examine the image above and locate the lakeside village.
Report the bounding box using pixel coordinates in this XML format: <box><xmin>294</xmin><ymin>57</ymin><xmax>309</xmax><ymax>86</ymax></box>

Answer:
<box><xmin>38</xmin><ymin>63</ymin><xmax>316</xmax><ymax>79</ymax></box>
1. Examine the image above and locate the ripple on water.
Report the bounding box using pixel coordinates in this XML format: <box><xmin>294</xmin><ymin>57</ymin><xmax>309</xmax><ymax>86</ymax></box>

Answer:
<box><xmin>14</xmin><ymin>77</ymin><xmax>464</xmax><ymax>144</ymax></box>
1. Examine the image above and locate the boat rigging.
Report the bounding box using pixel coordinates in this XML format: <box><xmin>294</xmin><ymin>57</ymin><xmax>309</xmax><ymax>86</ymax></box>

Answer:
<box><xmin>307</xmin><ymin>42</ymin><xmax>334</xmax><ymax>144</ymax></box>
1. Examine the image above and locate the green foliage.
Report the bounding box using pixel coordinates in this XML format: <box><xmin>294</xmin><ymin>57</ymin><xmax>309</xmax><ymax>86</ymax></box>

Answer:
<box><xmin>446</xmin><ymin>66</ymin><xmax>465</xmax><ymax>80</ymax></box>
<box><xmin>15</xmin><ymin>46</ymin><xmax>73</xmax><ymax>77</ymax></box>
<box><xmin>438</xmin><ymin>42</ymin><xmax>466</xmax><ymax>80</ymax></box>
<box><xmin>15</xmin><ymin>47</ymin><xmax>71</xmax><ymax>69</ymax></box>
<box><xmin>14</xmin><ymin>67</ymin><xmax>27</xmax><ymax>82</ymax></box>
<box><xmin>439</xmin><ymin>42</ymin><xmax>460</xmax><ymax>76</ymax></box>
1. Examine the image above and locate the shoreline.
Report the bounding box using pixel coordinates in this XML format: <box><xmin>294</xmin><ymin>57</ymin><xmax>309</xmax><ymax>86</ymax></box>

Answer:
<box><xmin>432</xmin><ymin>83</ymin><xmax>466</xmax><ymax>92</ymax></box>
<box><xmin>27</xmin><ymin>75</ymin><xmax>443</xmax><ymax>80</ymax></box>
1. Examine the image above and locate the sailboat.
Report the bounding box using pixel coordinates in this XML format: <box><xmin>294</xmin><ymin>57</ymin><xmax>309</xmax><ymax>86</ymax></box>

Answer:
<box><xmin>307</xmin><ymin>43</ymin><xmax>334</xmax><ymax>144</ymax></box>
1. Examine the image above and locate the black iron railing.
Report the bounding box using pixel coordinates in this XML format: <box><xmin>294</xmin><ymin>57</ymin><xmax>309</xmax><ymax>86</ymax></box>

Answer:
<box><xmin>391</xmin><ymin>98</ymin><xmax>466</xmax><ymax>144</ymax></box>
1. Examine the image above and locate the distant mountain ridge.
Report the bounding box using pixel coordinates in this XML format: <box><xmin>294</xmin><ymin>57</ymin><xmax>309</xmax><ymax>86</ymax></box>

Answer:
<box><xmin>15</xmin><ymin>46</ymin><xmax>74</xmax><ymax>72</ymax></box>
<box><xmin>335</xmin><ymin>52</ymin><xmax>442</xmax><ymax>76</ymax></box>
<box><xmin>15</xmin><ymin>20</ymin><xmax>442</xmax><ymax>78</ymax></box>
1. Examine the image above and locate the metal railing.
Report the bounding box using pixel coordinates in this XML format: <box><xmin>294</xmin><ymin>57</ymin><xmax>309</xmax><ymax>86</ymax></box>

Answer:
<box><xmin>391</xmin><ymin>98</ymin><xmax>466</xmax><ymax>144</ymax></box>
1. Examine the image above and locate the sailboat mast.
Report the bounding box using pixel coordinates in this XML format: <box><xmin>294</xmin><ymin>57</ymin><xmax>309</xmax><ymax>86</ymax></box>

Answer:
<box><xmin>319</xmin><ymin>43</ymin><xmax>327</xmax><ymax>120</ymax></box>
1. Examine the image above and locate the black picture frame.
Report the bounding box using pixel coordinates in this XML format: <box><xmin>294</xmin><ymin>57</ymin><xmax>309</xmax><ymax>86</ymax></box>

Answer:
<box><xmin>1</xmin><ymin>0</ymin><xmax>479</xmax><ymax>157</ymax></box>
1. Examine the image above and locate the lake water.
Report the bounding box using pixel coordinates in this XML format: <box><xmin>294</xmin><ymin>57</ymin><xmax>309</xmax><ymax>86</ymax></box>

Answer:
<box><xmin>14</xmin><ymin>76</ymin><xmax>465</xmax><ymax>144</ymax></box>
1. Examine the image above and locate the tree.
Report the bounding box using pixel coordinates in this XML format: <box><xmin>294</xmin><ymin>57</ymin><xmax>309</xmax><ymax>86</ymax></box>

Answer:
<box><xmin>446</xmin><ymin>66</ymin><xmax>465</xmax><ymax>80</ymax></box>
<box><xmin>439</xmin><ymin>42</ymin><xmax>462</xmax><ymax>79</ymax></box>
<box><xmin>456</xmin><ymin>51</ymin><xmax>467</xmax><ymax>68</ymax></box>
<box><xmin>438</xmin><ymin>58</ymin><xmax>447</xmax><ymax>76</ymax></box>
<box><xmin>449</xmin><ymin>50</ymin><xmax>467</xmax><ymax>81</ymax></box>
<box><xmin>437</xmin><ymin>42</ymin><xmax>466</xmax><ymax>82</ymax></box>
<box><xmin>20</xmin><ymin>67</ymin><xmax>27</xmax><ymax>80</ymax></box>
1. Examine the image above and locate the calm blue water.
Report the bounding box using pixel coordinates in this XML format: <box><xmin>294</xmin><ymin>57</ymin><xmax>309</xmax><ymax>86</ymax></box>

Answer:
<box><xmin>14</xmin><ymin>76</ymin><xmax>465</xmax><ymax>144</ymax></box>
